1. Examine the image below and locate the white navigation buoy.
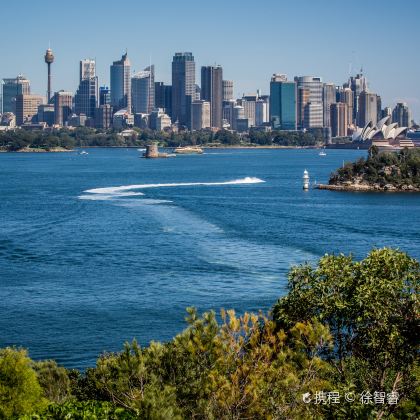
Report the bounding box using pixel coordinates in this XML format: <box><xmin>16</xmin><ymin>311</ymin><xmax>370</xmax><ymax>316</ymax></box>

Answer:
<box><xmin>303</xmin><ymin>169</ymin><xmax>309</xmax><ymax>190</ymax></box>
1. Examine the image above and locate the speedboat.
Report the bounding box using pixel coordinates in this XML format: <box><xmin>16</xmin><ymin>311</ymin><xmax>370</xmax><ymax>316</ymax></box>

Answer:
<box><xmin>79</xmin><ymin>150</ymin><xmax>89</xmax><ymax>155</ymax></box>
<box><xmin>319</xmin><ymin>151</ymin><xmax>327</xmax><ymax>156</ymax></box>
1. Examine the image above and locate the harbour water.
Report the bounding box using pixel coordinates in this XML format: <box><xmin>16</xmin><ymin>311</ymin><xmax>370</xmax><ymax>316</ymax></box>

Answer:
<box><xmin>1</xmin><ymin>148</ymin><xmax>419</xmax><ymax>368</ymax></box>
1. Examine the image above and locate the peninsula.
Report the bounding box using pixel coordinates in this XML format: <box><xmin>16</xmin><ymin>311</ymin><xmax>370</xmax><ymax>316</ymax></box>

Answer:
<box><xmin>318</xmin><ymin>146</ymin><xmax>420</xmax><ymax>192</ymax></box>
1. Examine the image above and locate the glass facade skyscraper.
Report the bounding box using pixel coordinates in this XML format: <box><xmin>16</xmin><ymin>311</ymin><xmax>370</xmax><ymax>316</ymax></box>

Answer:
<box><xmin>110</xmin><ymin>52</ymin><xmax>131</xmax><ymax>112</ymax></box>
<box><xmin>269</xmin><ymin>74</ymin><xmax>296</xmax><ymax>130</ymax></box>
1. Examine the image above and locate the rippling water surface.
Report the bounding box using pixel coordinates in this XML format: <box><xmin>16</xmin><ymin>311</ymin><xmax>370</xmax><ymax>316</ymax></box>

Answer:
<box><xmin>1</xmin><ymin>148</ymin><xmax>419</xmax><ymax>368</ymax></box>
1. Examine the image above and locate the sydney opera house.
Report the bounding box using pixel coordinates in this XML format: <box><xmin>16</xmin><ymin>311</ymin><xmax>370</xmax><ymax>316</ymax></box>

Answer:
<box><xmin>352</xmin><ymin>116</ymin><xmax>414</xmax><ymax>150</ymax></box>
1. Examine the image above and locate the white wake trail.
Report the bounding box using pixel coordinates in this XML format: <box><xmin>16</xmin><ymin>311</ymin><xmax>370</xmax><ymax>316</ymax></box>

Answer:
<box><xmin>84</xmin><ymin>177</ymin><xmax>265</xmax><ymax>196</ymax></box>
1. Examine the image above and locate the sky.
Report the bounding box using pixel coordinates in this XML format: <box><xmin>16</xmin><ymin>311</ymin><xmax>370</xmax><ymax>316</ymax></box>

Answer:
<box><xmin>1</xmin><ymin>0</ymin><xmax>420</xmax><ymax>121</ymax></box>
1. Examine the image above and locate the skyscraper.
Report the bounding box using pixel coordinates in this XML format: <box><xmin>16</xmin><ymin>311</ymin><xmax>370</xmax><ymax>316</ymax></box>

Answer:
<box><xmin>154</xmin><ymin>82</ymin><xmax>172</xmax><ymax>117</ymax></box>
<box><xmin>201</xmin><ymin>66</ymin><xmax>223</xmax><ymax>128</ymax></box>
<box><xmin>1</xmin><ymin>75</ymin><xmax>31</xmax><ymax>113</ymax></box>
<box><xmin>99</xmin><ymin>86</ymin><xmax>111</xmax><ymax>106</ymax></box>
<box><xmin>54</xmin><ymin>91</ymin><xmax>73</xmax><ymax>126</ymax></box>
<box><xmin>295</xmin><ymin>76</ymin><xmax>323</xmax><ymax>128</ymax></box>
<box><xmin>345</xmin><ymin>71</ymin><xmax>367</xmax><ymax>123</ymax></box>
<box><xmin>357</xmin><ymin>91</ymin><xmax>378</xmax><ymax>127</ymax></box>
<box><xmin>392</xmin><ymin>102</ymin><xmax>412</xmax><ymax>128</ymax></box>
<box><xmin>75</xmin><ymin>59</ymin><xmax>98</xmax><ymax>118</ymax></box>
<box><xmin>330</xmin><ymin>102</ymin><xmax>348</xmax><ymax>137</ymax></box>
<box><xmin>222</xmin><ymin>80</ymin><xmax>234</xmax><ymax>101</ymax></box>
<box><xmin>110</xmin><ymin>52</ymin><xmax>131</xmax><ymax>112</ymax></box>
<box><xmin>270</xmin><ymin>74</ymin><xmax>297</xmax><ymax>130</ymax></box>
<box><xmin>171</xmin><ymin>52</ymin><xmax>195</xmax><ymax>129</ymax></box>
<box><xmin>337</xmin><ymin>87</ymin><xmax>354</xmax><ymax>128</ymax></box>
<box><xmin>191</xmin><ymin>100</ymin><xmax>211</xmax><ymax>130</ymax></box>
<box><xmin>15</xmin><ymin>94</ymin><xmax>44</xmax><ymax>126</ymax></box>
<box><xmin>132</xmin><ymin>66</ymin><xmax>155</xmax><ymax>114</ymax></box>
<box><xmin>323</xmin><ymin>83</ymin><xmax>336</xmax><ymax>128</ymax></box>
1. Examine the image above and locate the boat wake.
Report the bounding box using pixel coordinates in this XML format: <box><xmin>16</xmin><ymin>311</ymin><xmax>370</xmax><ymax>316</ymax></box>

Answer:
<box><xmin>80</xmin><ymin>177</ymin><xmax>265</xmax><ymax>201</ymax></box>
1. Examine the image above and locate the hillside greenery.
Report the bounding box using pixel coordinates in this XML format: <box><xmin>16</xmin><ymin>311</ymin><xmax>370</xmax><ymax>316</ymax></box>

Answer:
<box><xmin>330</xmin><ymin>147</ymin><xmax>420</xmax><ymax>188</ymax></box>
<box><xmin>0</xmin><ymin>127</ymin><xmax>324</xmax><ymax>151</ymax></box>
<box><xmin>0</xmin><ymin>248</ymin><xmax>418</xmax><ymax>419</ymax></box>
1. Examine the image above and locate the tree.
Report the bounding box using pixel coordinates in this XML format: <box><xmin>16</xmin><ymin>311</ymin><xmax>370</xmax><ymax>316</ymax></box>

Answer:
<box><xmin>0</xmin><ymin>348</ymin><xmax>46</xmax><ymax>418</ymax></box>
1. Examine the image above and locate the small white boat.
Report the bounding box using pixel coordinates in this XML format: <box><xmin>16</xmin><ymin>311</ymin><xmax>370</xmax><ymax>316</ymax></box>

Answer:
<box><xmin>137</xmin><ymin>148</ymin><xmax>146</xmax><ymax>152</ymax></box>
<box><xmin>79</xmin><ymin>150</ymin><xmax>89</xmax><ymax>155</ymax></box>
<box><xmin>319</xmin><ymin>151</ymin><xmax>327</xmax><ymax>156</ymax></box>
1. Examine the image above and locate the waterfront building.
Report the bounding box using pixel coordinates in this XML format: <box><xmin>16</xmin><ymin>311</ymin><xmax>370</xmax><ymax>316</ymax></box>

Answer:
<box><xmin>232</xmin><ymin>105</ymin><xmax>245</xmax><ymax>131</ymax></box>
<box><xmin>110</xmin><ymin>52</ymin><xmax>131</xmax><ymax>112</ymax></box>
<box><xmin>191</xmin><ymin>100</ymin><xmax>211</xmax><ymax>130</ymax></box>
<box><xmin>0</xmin><ymin>112</ymin><xmax>16</xmax><ymax>127</ymax></box>
<box><xmin>149</xmin><ymin>108</ymin><xmax>172</xmax><ymax>131</ymax></box>
<box><xmin>330</xmin><ymin>102</ymin><xmax>348</xmax><ymax>137</ymax></box>
<box><xmin>392</xmin><ymin>102</ymin><xmax>412</xmax><ymax>128</ymax></box>
<box><xmin>54</xmin><ymin>90</ymin><xmax>73</xmax><ymax>126</ymax></box>
<box><xmin>269</xmin><ymin>74</ymin><xmax>296</xmax><ymax>130</ymax></box>
<box><xmin>132</xmin><ymin>66</ymin><xmax>155</xmax><ymax>114</ymax></box>
<box><xmin>1</xmin><ymin>75</ymin><xmax>31</xmax><ymax>114</ymax></box>
<box><xmin>112</xmin><ymin>109</ymin><xmax>134</xmax><ymax>129</ymax></box>
<box><xmin>201</xmin><ymin>65</ymin><xmax>223</xmax><ymax>128</ymax></box>
<box><xmin>241</xmin><ymin>95</ymin><xmax>257</xmax><ymax>128</ymax></box>
<box><xmin>99</xmin><ymin>86</ymin><xmax>111</xmax><ymax>106</ymax></box>
<box><xmin>236</xmin><ymin>118</ymin><xmax>249</xmax><ymax>133</ymax></box>
<box><xmin>222</xmin><ymin>80</ymin><xmax>234</xmax><ymax>101</ymax></box>
<box><xmin>95</xmin><ymin>104</ymin><xmax>113</xmax><ymax>129</ymax></box>
<box><xmin>171</xmin><ymin>52</ymin><xmax>195</xmax><ymax>129</ymax></box>
<box><xmin>68</xmin><ymin>113</ymin><xmax>87</xmax><ymax>127</ymax></box>
<box><xmin>357</xmin><ymin>91</ymin><xmax>378</xmax><ymax>127</ymax></box>
<box><xmin>15</xmin><ymin>94</ymin><xmax>44</xmax><ymax>126</ymax></box>
<box><xmin>154</xmin><ymin>82</ymin><xmax>172</xmax><ymax>117</ymax></box>
<box><xmin>295</xmin><ymin>76</ymin><xmax>323</xmax><ymax>128</ymax></box>
<box><xmin>323</xmin><ymin>83</ymin><xmax>336</xmax><ymax>128</ymax></box>
<box><xmin>222</xmin><ymin>100</ymin><xmax>236</xmax><ymax>128</ymax></box>
<box><xmin>37</xmin><ymin>104</ymin><xmax>55</xmax><ymax>126</ymax></box>
<box><xmin>74</xmin><ymin>59</ymin><xmax>98</xmax><ymax>119</ymax></box>
<box><xmin>255</xmin><ymin>98</ymin><xmax>269</xmax><ymax>126</ymax></box>
<box><xmin>134</xmin><ymin>113</ymin><xmax>149</xmax><ymax>129</ymax></box>
<box><xmin>345</xmin><ymin>71</ymin><xmax>368</xmax><ymax>123</ymax></box>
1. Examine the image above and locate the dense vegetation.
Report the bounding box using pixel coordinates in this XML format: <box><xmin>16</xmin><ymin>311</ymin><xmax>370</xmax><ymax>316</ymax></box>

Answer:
<box><xmin>330</xmin><ymin>147</ymin><xmax>420</xmax><ymax>190</ymax></box>
<box><xmin>0</xmin><ymin>248</ymin><xmax>418</xmax><ymax>419</ymax></box>
<box><xmin>0</xmin><ymin>127</ymin><xmax>323</xmax><ymax>151</ymax></box>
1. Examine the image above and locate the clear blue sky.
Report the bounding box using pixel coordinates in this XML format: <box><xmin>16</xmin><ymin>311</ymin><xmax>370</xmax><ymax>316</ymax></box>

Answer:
<box><xmin>2</xmin><ymin>0</ymin><xmax>419</xmax><ymax>121</ymax></box>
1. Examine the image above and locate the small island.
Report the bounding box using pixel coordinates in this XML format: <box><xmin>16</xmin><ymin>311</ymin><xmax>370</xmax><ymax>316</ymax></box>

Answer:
<box><xmin>318</xmin><ymin>146</ymin><xmax>420</xmax><ymax>192</ymax></box>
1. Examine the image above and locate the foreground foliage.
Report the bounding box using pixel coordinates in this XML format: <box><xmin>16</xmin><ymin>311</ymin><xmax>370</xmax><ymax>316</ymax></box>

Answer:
<box><xmin>0</xmin><ymin>248</ymin><xmax>418</xmax><ymax>419</ymax></box>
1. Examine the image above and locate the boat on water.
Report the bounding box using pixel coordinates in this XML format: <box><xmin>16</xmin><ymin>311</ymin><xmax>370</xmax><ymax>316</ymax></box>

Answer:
<box><xmin>173</xmin><ymin>146</ymin><xmax>203</xmax><ymax>154</ymax></box>
<box><xmin>79</xmin><ymin>150</ymin><xmax>89</xmax><ymax>155</ymax></box>
<box><xmin>319</xmin><ymin>149</ymin><xmax>327</xmax><ymax>156</ymax></box>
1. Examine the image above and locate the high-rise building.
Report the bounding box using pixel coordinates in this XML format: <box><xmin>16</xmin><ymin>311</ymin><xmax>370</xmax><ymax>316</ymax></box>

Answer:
<box><xmin>345</xmin><ymin>71</ymin><xmax>368</xmax><ymax>123</ymax></box>
<box><xmin>110</xmin><ymin>52</ymin><xmax>131</xmax><ymax>112</ymax></box>
<box><xmin>337</xmin><ymin>87</ymin><xmax>354</xmax><ymax>128</ymax></box>
<box><xmin>392</xmin><ymin>102</ymin><xmax>412</xmax><ymax>128</ymax></box>
<box><xmin>297</xmin><ymin>86</ymin><xmax>310</xmax><ymax>129</ymax></box>
<box><xmin>44</xmin><ymin>48</ymin><xmax>54</xmax><ymax>103</ymax></box>
<box><xmin>15</xmin><ymin>94</ymin><xmax>44</xmax><ymax>126</ymax></box>
<box><xmin>232</xmin><ymin>105</ymin><xmax>245</xmax><ymax>131</ymax></box>
<box><xmin>201</xmin><ymin>65</ymin><xmax>223</xmax><ymax>129</ymax></box>
<box><xmin>95</xmin><ymin>104</ymin><xmax>113</xmax><ymax>129</ymax></box>
<box><xmin>270</xmin><ymin>74</ymin><xmax>296</xmax><ymax>130</ymax></box>
<box><xmin>37</xmin><ymin>104</ymin><xmax>55</xmax><ymax>126</ymax></box>
<box><xmin>330</xmin><ymin>102</ymin><xmax>348</xmax><ymax>137</ymax></box>
<box><xmin>171</xmin><ymin>52</ymin><xmax>195</xmax><ymax>129</ymax></box>
<box><xmin>132</xmin><ymin>66</ymin><xmax>155</xmax><ymax>114</ymax></box>
<box><xmin>191</xmin><ymin>100</ymin><xmax>211</xmax><ymax>130</ymax></box>
<box><xmin>222</xmin><ymin>100</ymin><xmax>236</xmax><ymax>128</ymax></box>
<box><xmin>239</xmin><ymin>95</ymin><xmax>258</xmax><ymax>128</ymax></box>
<box><xmin>357</xmin><ymin>91</ymin><xmax>378</xmax><ymax>127</ymax></box>
<box><xmin>99</xmin><ymin>86</ymin><xmax>111</xmax><ymax>106</ymax></box>
<box><xmin>154</xmin><ymin>82</ymin><xmax>172</xmax><ymax>116</ymax></box>
<box><xmin>54</xmin><ymin>91</ymin><xmax>73</xmax><ymax>126</ymax></box>
<box><xmin>255</xmin><ymin>97</ymin><xmax>270</xmax><ymax>126</ymax></box>
<box><xmin>323</xmin><ymin>83</ymin><xmax>336</xmax><ymax>128</ymax></box>
<box><xmin>382</xmin><ymin>106</ymin><xmax>392</xmax><ymax>119</ymax></box>
<box><xmin>1</xmin><ymin>75</ymin><xmax>31</xmax><ymax>113</ymax></box>
<box><xmin>295</xmin><ymin>76</ymin><xmax>323</xmax><ymax>128</ymax></box>
<box><xmin>222</xmin><ymin>80</ymin><xmax>234</xmax><ymax>101</ymax></box>
<box><xmin>75</xmin><ymin>60</ymin><xmax>98</xmax><ymax>118</ymax></box>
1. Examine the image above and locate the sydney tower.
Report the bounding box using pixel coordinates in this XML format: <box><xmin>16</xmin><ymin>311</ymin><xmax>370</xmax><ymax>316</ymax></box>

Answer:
<box><xmin>44</xmin><ymin>48</ymin><xmax>54</xmax><ymax>103</ymax></box>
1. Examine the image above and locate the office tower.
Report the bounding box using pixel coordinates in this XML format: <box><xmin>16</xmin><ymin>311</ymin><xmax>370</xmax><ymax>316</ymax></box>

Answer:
<box><xmin>95</xmin><ymin>104</ymin><xmax>113</xmax><ymax>129</ymax></box>
<box><xmin>44</xmin><ymin>48</ymin><xmax>54</xmax><ymax>103</ymax></box>
<box><xmin>2</xmin><ymin>75</ymin><xmax>31</xmax><ymax>113</ymax></box>
<box><xmin>269</xmin><ymin>74</ymin><xmax>297</xmax><ymax>130</ymax></box>
<box><xmin>232</xmin><ymin>105</ymin><xmax>245</xmax><ymax>131</ymax></box>
<box><xmin>376</xmin><ymin>96</ymin><xmax>382</xmax><ymax>124</ymax></box>
<box><xmin>75</xmin><ymin>60</ymin><xmax>98</xmax><ymax>118</ymax></box>
<box><xmin>194</xmin><ymin>84</ymin><xmax>201</xmax><ymax>101</ymax></box>
<box><xmin>382</xmin><ymin>106</ymin><xmax>392</xmax><ymax>119</ymax></box>
<box><xmin>54</xmin><ymin>91</ymin><xmax>73</xmax><ymax>126</ymax></box>
<box><xmin>392</xmin><ymin>102</ymin><xmax>412</xmax><ymax>127</ymax></box>
<box><xmin>110</xmin><ymin>52</ymin><xmax>131</xmax><ymax>112</ymax></box>
<box><xmin>80</xmin><ymin>59</ymin><xmax>96</xmax><ymax>80</ymax></box>
<box><xmin>323</xmin><ymin>83</ymin><xmax>336</xmax><ymax>127</ymax></box>
<box><xmin>155</xmin><ymin>82</ymin><xmax>172</xmax><ymax>116</ymax></box>
<box><xmin>223</xmin><ymin>100</ymin><xmax>236</xmax><ymax>128</ymax></box>
<box><xmin>222</xmin><ymin>80</ymin><xmax>234</xmax><ymax>101</ymax></box>
<box><xmin>15</xmin><ymin>94</ymin><xmax>44</xmax><ymax>126</ymax></box>
<box><xmin>37</xmin><ymin>104</ymin><xmax>55</xmax><ymax>126</ymax></box>
<box><xmin>99</xmin><ymin>86</ymin><xmax>111</xmax><ymax>106</ymax></box>
<box><xmin>345</xmin><ymin>71</ymin><xmax>367</xmax><ymax>123</ymax></box>
<box><xmin>297</xmin><ymin>87</ymin><xmax>310</xmax><ymax>129</ymax></box>
<box><xmin>149</xmin><ymin>108</ymin><xmax>172</xmax><ymax>131</ymax></box>
<box><xmin>132</xmin><ymin>66</ymin><xmax>155</xmax><ymax>114</ymax></box>
<box><xmin>295</xmin><ymin>76</ymin><xmax>323</xmax><ymax>128</ymax></box>
<box><xmin>200</xmin><ymin>65</ymin><xmax>223</xmax><ymax>129</ymax></box>
<box><xmin>338</xmin><ymin>87</ymin><xmax>354</xmax><ymax>128</ymax></box>
<box><xmin>357</xmin><ymin>91</ymin><xmax>378</xmax><ymax>127</ymax></box>
<box><xmin>191</xmin><ymin>100</ymin><xmax>211</xmax><ymax>130</ymax></box>
<box><xmin>171</xmin><ymin>52</ymin><xmax>195</xmax><ymax>128</ymax></box>
<box><xmin>330</xmin><ymin>103</ymin><xmax>348</xmax><ymax>137</ymax></box>
<box><xmin>255</xmin><ymin>98</ymin><xmax>269</xmax><ymax>126</ymax></box>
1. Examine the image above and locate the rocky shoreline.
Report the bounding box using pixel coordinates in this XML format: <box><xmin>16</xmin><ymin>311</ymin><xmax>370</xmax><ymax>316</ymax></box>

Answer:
<box><xmin>316</xmin><ymin>183</ymin><xmax>420</xmax><ymax>192</ymax></box>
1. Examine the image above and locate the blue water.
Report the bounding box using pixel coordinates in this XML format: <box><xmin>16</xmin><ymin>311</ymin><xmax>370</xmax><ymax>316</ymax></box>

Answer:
<box><xmin>1</xmin><ymin>148</ymin><xmax>419</xmax><ymax>369</ymax></box>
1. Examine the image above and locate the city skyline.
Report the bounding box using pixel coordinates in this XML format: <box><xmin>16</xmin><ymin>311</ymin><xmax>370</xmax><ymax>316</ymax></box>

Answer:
<box><xmin>1</xmin><ymin>0</ymin><xmax>419</xmax><ymax>120</ymax></box>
